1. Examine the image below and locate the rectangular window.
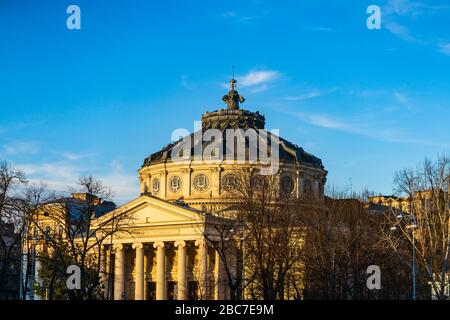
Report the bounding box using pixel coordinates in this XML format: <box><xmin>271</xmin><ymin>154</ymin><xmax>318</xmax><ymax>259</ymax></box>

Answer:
<box><xmin>188</xmin><ymin>281</ymin><xmax>198</xmax><ymax>300</ymax></box>
<box><xmin>147</xmin><ymin>281</ymin><xmax>156</xmax><ymax>300</ymax></box>
<box><xmin>167</xmin><ymin>281</ymin><xmax>177</xmax><ymax>300</ymax></box>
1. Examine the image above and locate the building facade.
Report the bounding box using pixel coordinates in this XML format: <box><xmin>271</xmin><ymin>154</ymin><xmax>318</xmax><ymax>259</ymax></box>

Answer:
<box><xmin>31</xmin><ymin>79</ymin><xmax>327</xmax><ymax>300</ymax></box>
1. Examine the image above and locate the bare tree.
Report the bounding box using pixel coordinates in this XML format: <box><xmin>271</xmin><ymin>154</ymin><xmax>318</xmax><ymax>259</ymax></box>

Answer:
<box><xmin>32</xmin><ymin>176</ymin><xmax>130</xmax><ymax>300</ymax></box>
<box><xmin>385</xmin><ymin>155</ymin><xmax>450</xmax><ymax>300</ymax></box>
<box><xmin>0</xmin><ymin>161</ymin><xmax>26</xmax><ymax>298</ymax></box>
<box><xmin>202</xmin><ymin>202</ymin><xmax>247</xmax><ymax>300</ymax></box>
<box><xmin>0</xmin><ymin>161</ymin><xmax>52</xmax><ymax>300</ymax></box>
<box><xmin>302</xmin><ymin>188</ymin><xmax>412</xmax><ymax>300</ymax></box>
<box><xmin>229</xmin><ymin>171</ymin><xmax>304</xmax><ymax>300</ymax></box>
<box><xmin>200</xmin><ymin>170</ymin><xmax>305</xmax><ymax>300</ymax></box>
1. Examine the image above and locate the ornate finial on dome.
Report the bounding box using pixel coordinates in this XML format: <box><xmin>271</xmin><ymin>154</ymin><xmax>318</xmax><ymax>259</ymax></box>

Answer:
<box><xmin>222</xmin><ymin>66</ymin><xmax>245</xmax><ymax>110</ymax></box>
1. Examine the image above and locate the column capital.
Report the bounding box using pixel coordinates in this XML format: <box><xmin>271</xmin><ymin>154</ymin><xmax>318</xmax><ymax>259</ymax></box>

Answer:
<box><xmin>209</xmin><ymin>166</ymin><xmax>223</xmax><ymax>173</ymax></box>
<box><xmin>114</xmin><ymin>243</ymin><xmax>124</xmax><ymax>251</ymax></box>
<box><xmin>195</xmin><ymin>238</ymin><xmax>208</xmax><ymax>247</ymax></box>
<box><xmin>174</xmin><ymin>240</ymin><xmax>186</xmax><ymax>248</ymax></box>
<box><xmin>132</xmin><ymin>242</ymin><xmax>144</xmax><ymax>249</ymax></box>
<box><xmin>181</xmin><ymin>168</ymin><xmax>192</xmax><ymax>174</ymax></box>
<box><xmin>153</xmin><ymin>241</ymin><xmax>165</xmax><ymax>249</ymax></box>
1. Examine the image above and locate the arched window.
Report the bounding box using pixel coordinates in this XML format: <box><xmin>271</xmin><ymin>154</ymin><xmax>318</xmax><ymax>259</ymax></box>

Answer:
<box><xmin>304</xmin><ymin>179</ymin><xmax>312</xmax><ymax>195</ymax></box>
<box><xmin>281</xmin><ymin>175</ymin><xmax>295</xmax><ymax>195</ymax></box>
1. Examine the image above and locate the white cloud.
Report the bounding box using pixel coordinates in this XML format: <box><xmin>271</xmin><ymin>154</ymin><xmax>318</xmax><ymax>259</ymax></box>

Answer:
<box><xmin>17</xmin><ymin>160</ymin><xmax>139</xmax><ymax>205</ymax></box>
<box><xmin>2</xmin><ymin>142</ymin><xmax>40</xmax><ymax>156</ymax></box>
<box><xmin>439</xmin><ymin>43</ymin><xmax>450</xmax><ymax>55</ymax></box>
<box><xmin>385</xmin><ymin>21</ymin><xmax>419</xmax><ymax>43</ymax></box>
<box><xmin>284</xmin><ymin>87</ymin><xmax>338</xmax><ymax>101</ymax></box>
<box><xmin>293</xmin><ymin>111</ymin><xmax>447</xmax><ymax>147</ymax></box>
<box><xmin>180</xmin><ymin>75</ymin><xmax>192</xmax><ymax>90</ymax></box>
<box><xmin>393</xmin><ymin>91</ymin><xmax>408</xmax><ymax>104</ymax></box>
<box><xmin>59</xmin><ymin>151</ymin><xmax>93</xmax><ymax>161</ymax></box>
<box><xmin>385</xmin><ymin>0</ymin><xmax>424</xmax><ymax>17</ymax></box>
<box><xmin>105</xmin><ymin>161</ymin><xmax>140</xmax><ymax>204</ymax></box>
<box><xmin>217</xmin><ymin>10</ymin><xmax>268</xmax><ymax>24</ymax></box>
<box><xmin>238</xmin><ymin>70</ymin><xmax>280</xmax><ymax>87</ymax></box>
<box><xmin>382</xmin><ymin>0</ymin><xmax>450</xmax><ymax>54</ymax></box>
<box><xmin>227</xmin><ymin>70</ymin><xmax>281</xmax><ymax>93</ymax></box>
<box><xmin>308</xmin><ymin>114</ymin><xmax>347</xmax><ymax>130</ymax></box>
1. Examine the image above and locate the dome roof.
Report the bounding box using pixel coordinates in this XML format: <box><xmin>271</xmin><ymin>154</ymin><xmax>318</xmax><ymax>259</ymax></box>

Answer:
<box><xmin>142</xmin><ymin>129</ymin><xmax>323</xmax><ymax>169</ymax></box>
<box><xmin>142</xmin><ymin>78</ymin><xmax>324</xmax><ymax>170</ymax></box>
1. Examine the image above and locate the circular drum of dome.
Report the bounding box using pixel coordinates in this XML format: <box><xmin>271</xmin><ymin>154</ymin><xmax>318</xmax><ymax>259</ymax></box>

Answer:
<box><xmin>169</xmin><ymin>176</ymin><xmax>183</xmax><ymax>193</ymax></box>
<box><xmin>222</xmin><ymin>173</ymin><xmax>240</xmax><ymax>191</ymax></box>
<box><xmin>193</xmin><ymin>174</ymin><xmax>211</xmax><ymax>192</ymax></box>
<box><xmin>281</xmin><ymin>175</ymin><xmax>295</xmax><ymax>195</ymax></box>
<box><xmin>152</xmin><ymin>178</ymin><xmax>160</xmax><ymax>193</ymax></box>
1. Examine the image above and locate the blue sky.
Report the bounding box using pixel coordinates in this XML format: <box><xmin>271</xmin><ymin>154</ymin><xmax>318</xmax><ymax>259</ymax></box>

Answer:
<box><xmin>1</xmin><ymin>0</ymin><xmax>450</xmax><ymax>203</ymax></box>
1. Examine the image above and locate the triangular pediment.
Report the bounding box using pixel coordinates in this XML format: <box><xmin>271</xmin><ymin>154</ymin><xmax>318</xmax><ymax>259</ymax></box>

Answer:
<box><xmin>95</xmin><ymin>195</ymin><xmax>205</xmax><ymax>227</ymax></box>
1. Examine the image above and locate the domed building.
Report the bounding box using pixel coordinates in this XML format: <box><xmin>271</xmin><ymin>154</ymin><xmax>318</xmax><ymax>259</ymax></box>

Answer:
<box><xmin>138</xmin><ymin>78</ymin><xmax>327</xmax><ymax>210</ymax></box>
<box><xmin>82</xmin><ymin>79</ymin><xmax>327</xmax><ymax>301</ymax></box>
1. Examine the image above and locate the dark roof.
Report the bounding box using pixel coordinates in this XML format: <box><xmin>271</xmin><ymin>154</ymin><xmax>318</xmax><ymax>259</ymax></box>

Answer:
<box><xmin>41</xmin><ymin>194</ymin><xmax>116</xmax><ymax>219</ymax></box>
<box><xmin>142</xmin><ymin>108</ymin><xmax>324</xmax><ymax>169</ymax></box>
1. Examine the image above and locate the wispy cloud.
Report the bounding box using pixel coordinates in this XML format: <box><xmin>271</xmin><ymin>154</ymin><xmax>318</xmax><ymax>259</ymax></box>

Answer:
<box><xmin>230</xmin><ymin>69</ymin><xmax>281</xmax><ymax>93</ymax></box>
<box><xmin>217</xmin><ymin>10</ymin><xmax>269</xmax><ymax>24</ymax></box>
<box><xmin>17</xmin><ymin>159</ymin><xmax>138</xmax><ymax>205</ymax></box>
<box><xmin>385</xmin><ymin>0</ymin><xmax>424</xmax><ymax>17</ymax></box>
<box><xmin>284</xmin><ymin>87</ymin><xmax>338</xmax><ymax>101</ymax></box>
<box><xmin>392</xmin><ymin>90</ymin><xmax>421</xmax><ymax>112</ymax></box>
<box><xmin>385</xmin><ymin>21</ymin><xmax>419</xmax><ymax>43</ymax></box>
<box><xmin>292</xmin><ymin>110</ymin><xmax>447</xmax><ymax>147</ymax></box>
<box><xmin>383</xmin><ymin>0</ymin><xmax>449</xmax><ymax>52</ymax></box>
<box><xmin>2</xmin><ymin>141</ymin><xmax>40</xmax><ymax>156</ymax></box>
<box><xmin>393</xmin><ymin>90</ymin><xmax>408</xmax><ymax>104</ymax></box>
<box><xmin>100</xmin><ymin>160</ymin><xmax>139</xmax><ymax>204</ymax></box>
<box><xmin>439</xmin><ymin>43</ymin><xmax>450</xmax><ymax>55</ymax></box>
<box><xmin>58</xmin><ymin>151</ymin><xmax>94</xmax><ymax>161</ymax></box>
<box><xmin>180</xmin><ymin>75</ymin><xmax>192</xmax><ymax>90</ymax></box>
<box><xmin>0</xmin><ymin>121</ymin><xmax>46</xmax><ymax>135</ymax></box>
<box><xmin>239</xmin><ymin>70</ymin><xmax>280</xmax><ymax>87</ymax></box>
<box><xmin>383</xmin><ymin>0</ymin><xmax>423</xmax><ymax>43</ymax></box>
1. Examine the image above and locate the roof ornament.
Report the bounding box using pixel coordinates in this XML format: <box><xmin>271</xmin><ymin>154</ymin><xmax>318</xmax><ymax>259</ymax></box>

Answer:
<box><xmin>222</xmin><ymin>65</ymin><xmax>245</xmax><ymax>110</ymax></box>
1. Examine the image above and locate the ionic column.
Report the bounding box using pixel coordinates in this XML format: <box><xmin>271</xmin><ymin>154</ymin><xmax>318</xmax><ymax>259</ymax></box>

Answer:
<box><xmin>214</xmin><ymin>249</ymin><xmax>226</xmax><ymax>300</ymax></box>
<box><xmin>174</xmin><ymin>241</ymin><xmax>187</xmax><ymax>300</ymax></box>
<box><xmin>133</xmin><ymin>243</ymin><xmax>144</xmax><ymax>300</ymax></box>
<box><xmin>144</xmin><ymin>251</ymin><xmax>149</xmax><ymax>300</ymax></box>
<box><xmin>99</xmin><ymin>245</ymin><xmax>107</xmax><ymax>298</ymax></box>
<box><xmin>114</xmin><ymin>244</ymin><xmax>125</xmax><ymax>300</ymax></box>
<box><xmin>153</xmin><ymin>241</ymin><xmax>166</xmax><ymax>300</ymax></box>
<box><xmin>195</xmin><ymin>239</ymin><xmax>208</xmax><ymax>299</ymax></box>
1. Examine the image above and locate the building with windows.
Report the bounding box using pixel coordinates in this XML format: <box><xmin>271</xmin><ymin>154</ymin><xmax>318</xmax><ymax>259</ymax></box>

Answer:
<box><xmin>31</xmin><ymin>79</ymin><xmax>327</xmax><ymax>300</ymax></box>
<box><xmin>0</xmin><ymin>223</ymin><xmax>21</xmax><ymax>300</ymax></box>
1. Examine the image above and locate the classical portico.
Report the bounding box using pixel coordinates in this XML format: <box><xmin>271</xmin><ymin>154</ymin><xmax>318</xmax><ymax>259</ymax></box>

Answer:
<box><xmin>92</xmin><ymin>77</ymin><xmax>326</xmax><ymax>301</ymax></box>
<box><xmin>96</xmin><ymin>195</ymin><xmax>229</xmax><ymax>300</ymax></box>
